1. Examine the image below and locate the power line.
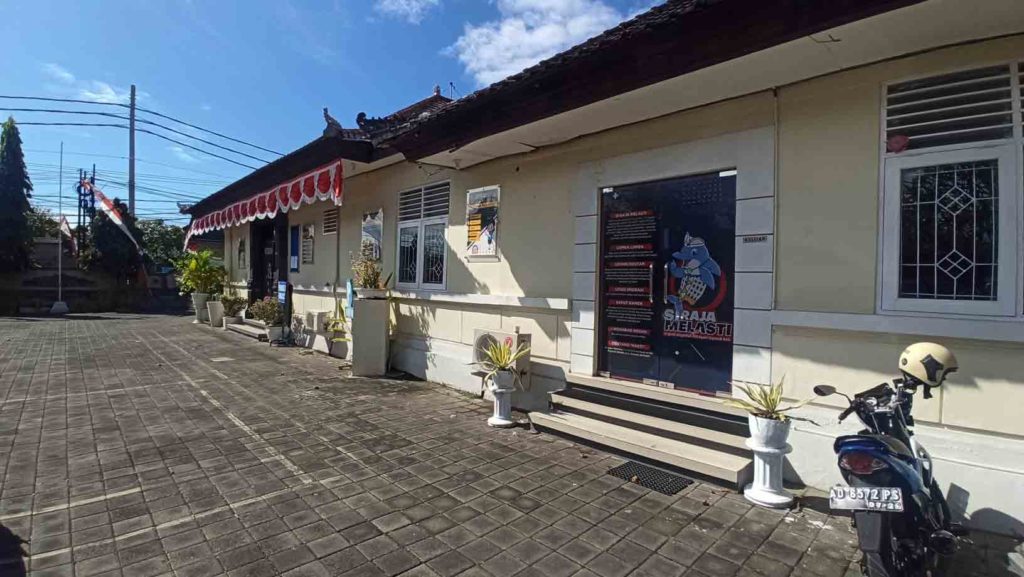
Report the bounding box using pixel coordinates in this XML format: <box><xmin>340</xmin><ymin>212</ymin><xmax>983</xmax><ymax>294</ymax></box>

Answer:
<box><xmin>24</xmin><ymin>148</ymin><xmax>240</xmax><ymax>180</ymax></box>
<box><xmin>135</xmin><ymin>128</ymin><xmax>258</xmax><ymax>170</ymax></box>
<box><xmin>0</xmin><ymin>94</ymin><xmax>129</xmax><ymax>108</ymax></box>
<box><xmin>135</xmin><ymin>117</ymin><xmax>272</xmax><ymax>164</ymax></box>
<box><xmin>0</xmin><ymin>107</ymin><xmax>129</xmax><ymax>120</ymax></box>
<box><xmin>18</xmin><ymin>121</ymin><xmax>259</xmax><ymax>170</ymax></box>
<box><xmin>136</xmin><ymin>106</ymin><xmax>284</xmax><ymax>157</ymax></box>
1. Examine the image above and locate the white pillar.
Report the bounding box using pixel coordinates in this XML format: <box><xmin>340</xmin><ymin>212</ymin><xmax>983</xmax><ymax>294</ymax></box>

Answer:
<box><xmin>744</xmin><ymin>439</ymin><xmax>794</xmax><ymax>508</ymax></box>
<box><xmin>352</xmin><ymin>298</ymin><xmax>389</xmax><ymax>376</ymax></box>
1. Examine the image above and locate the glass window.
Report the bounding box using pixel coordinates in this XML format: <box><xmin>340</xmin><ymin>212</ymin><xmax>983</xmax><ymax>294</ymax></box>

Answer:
<box><xmin>422</xmin><ymin>222</ymin><xmax>446</xmax><ymax>286</ymax></box>
<box><xmin>398</xmin><ymin>224</ymin><xmax>419</xmax><ymax>285</ymax></box>
<box><xmin>395</xmin><ymin>182</ymin><xmax>450</xmax><ymax>289</ymax></box>
<box><xmin>881</xmin><ymin>146</ymin><xmax>1016</xmax><ymax>317</ymax></box>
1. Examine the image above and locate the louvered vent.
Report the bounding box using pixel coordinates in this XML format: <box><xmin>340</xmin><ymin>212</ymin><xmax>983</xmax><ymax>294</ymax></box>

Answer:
<box><xmin>399</xmin><ymin>182</ymin><xmax>450</xmax><ymax>222</ymax></box>
<box><xmin>885</xmin><ymin>64</ymin><xmax>1014</xmax><ymax>152</ymax></box>
<box><xmin>322</xmin><ymin>208</ymin><xmax>338</xmax><ymax>235</ymax></box>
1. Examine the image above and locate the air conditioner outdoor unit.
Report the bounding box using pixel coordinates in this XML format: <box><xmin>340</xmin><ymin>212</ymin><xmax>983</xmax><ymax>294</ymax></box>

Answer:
<box><xmin>473</xmin><ymin>328</ymin><xmax>532</xmax><ymax>390</ymax></box>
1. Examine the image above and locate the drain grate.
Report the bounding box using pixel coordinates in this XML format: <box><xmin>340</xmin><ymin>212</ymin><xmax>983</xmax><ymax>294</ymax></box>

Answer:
<box><xmin>607</xmin><ymin>461</ymin><xmax>693</xmax><ymax>495</ymax></box>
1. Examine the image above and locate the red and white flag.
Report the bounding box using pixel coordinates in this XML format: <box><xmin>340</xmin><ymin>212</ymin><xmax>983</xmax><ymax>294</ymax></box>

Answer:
<box><xmin>58</xmin><ymin>215</ymin><xmax>78</xmax><ymax>256</ymax></box>
<box><xmin>84</xmin><ymin>181</ymin><xmax>142</xmax><ymax>254</ymax></box>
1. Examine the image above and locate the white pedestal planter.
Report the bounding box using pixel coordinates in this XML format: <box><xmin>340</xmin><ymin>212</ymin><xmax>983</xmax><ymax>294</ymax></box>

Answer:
<box><xmin>207</xmin><ymin>301</ymin><xmax>225</xmax><ymax>328</ymax></box>
<box><xmin>487</xmin><ymin>371</ymin><xmax>516</xmax><ymax>428</ymax></box>
<box><xmin>744</xmin><ymin>416</ymin><xmax>794</xmax><ymax>508</ymax></box>
<box><xmin>352</xmin><ymin>297</ymin><xmax>389</xmax><ymax>376</ymax></box>
<box><xmin>191</xmin><ymin>293</ymin><xmax>209</xmax><ymax>324</ymax></box>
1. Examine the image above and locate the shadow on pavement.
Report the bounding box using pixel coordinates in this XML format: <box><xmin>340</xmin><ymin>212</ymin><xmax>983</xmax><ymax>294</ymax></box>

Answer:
<box><xmin>0</xmin><ymin>525</ymin><xmax>28</xmax><ymax>577</ymax></box>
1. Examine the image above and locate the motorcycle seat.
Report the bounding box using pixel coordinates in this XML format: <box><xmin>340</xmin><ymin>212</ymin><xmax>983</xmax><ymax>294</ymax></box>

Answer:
<box><xmin>835</xmin><ymin>434</ymin><xmax>914</xmax><ymax>459</ymax></box>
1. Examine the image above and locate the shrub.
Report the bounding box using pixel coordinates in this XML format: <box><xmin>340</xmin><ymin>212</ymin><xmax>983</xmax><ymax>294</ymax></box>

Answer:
<box><xmin>248</xmin><ymin>297</ymin><xmax>281</xmax><ymax>325</ymax></box>
<box><xmin>174</xmin><ymin>250</ymin><xmax>223</xmax><ymax>295</ymax></box>
<box><xmin>350</xmin><ymin>240</ymin><xmax>392</xmax><ymax>289</ymax></box>
<box><xmin>220</xmin><ymin>295</ymin><xmax>246</xmax><ymax>317</ymax></box>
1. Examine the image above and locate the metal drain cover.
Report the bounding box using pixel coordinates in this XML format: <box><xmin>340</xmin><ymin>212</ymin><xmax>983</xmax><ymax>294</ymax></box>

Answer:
<box><xmin>607</xmin><ymin>461</ymin><xmax>693</xmax><ymax>495</ymax></box>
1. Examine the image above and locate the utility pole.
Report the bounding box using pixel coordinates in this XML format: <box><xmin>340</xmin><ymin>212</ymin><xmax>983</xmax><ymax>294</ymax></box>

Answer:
<box><xmin>50</xmin><ymin>142</ymin><xmax>69</xmax><ymax>315</ymax></box>
<box><xmin>128</xmin><ymin>84</ymin><xmax>136</xmax><ymax>216</ymax></box>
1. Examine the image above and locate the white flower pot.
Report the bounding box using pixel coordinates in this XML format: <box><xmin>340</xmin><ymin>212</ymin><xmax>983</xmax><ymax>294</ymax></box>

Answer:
<box><xmin>749</xmin><ymin>415</ymin><xmax>791</xmax><ymax>449</ymax></box>
<box><xmin>191</xmin><ymin>293</ymin><xmax>209</xmax><ymax>324</ymax></box>
<box><xmin>207</xmin><ymin>301</ymin><xmax>224</xmax><ymax>328</ymax></box>
<box><xmin>487</xmin><ymin>371</ymin><xmax>516</xmax><ymax>428</ymax></box>
<box><xmin>356</xmin><ymin>288</ymin><xmax>388</xmax><ymax>300</ymax></box>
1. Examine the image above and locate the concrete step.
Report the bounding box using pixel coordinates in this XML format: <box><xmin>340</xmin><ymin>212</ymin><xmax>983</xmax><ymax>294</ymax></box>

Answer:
<box><xmin>550</xmin><ymin>392</ymin><xmax>749</xmax><ymax>452</ymax></box>
<box><xmin>530</xmin><ymin>411</ymin><xmax>752</xmax><ymax>488</ymax></box>
<box><xmin>566</xmin><ymin>372</ymin><xmax>747</xmax><ymax>417</ymax></box>
<box><xmin>242</xmin><ymin>317</ymin><xmax>265</xmax><ymax>329</ymax></box>
<box><xmin>227</xmin><ymin>322</ymin><xmax>265</xmax><ymax>340</ymax></box>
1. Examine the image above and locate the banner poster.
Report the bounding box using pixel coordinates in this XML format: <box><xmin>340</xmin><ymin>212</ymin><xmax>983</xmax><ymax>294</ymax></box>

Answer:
<box><xmin>466</xmin><ymin>186</ymin><xmax>499</xmax><ymax>257</ymax></box>
<box><xmin>598</xmin><ymin>172</ymin><xmax>736</xmax><ymax>393</ymax></box>
<box><xmin>361</xmin><ymin>209</ymin><xmax>383</xmax><ymax>260</ymax></box>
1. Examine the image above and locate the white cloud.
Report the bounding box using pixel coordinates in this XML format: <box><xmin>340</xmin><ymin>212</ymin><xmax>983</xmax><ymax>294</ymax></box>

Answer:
<box><xmin>41</xmin><ymin>63</ymin><xmax>75</xmax><ymax>84</ymax></box>
<box><xmin>448</xmin><ymin>0</ymin><xmax>631</xmax><ymax>87</ymax></box>
<box><xmin>374</xmin><ymin>0</ymin><xmax>439</xmax><ymax>24</ymax></box>
<box><xmin>169</xmin><ymin>146</ymin><xmax>199</xmax><ymax>163</ymax></box>
<box><xmin>78</xmin><ymin>81</ymin><xmax>133</xmax><ymax>104</ymax></box>
<box><xmin>200</xmin><ymin>103</ymin><xmax>212</xmax><ymax>111</ymax></box>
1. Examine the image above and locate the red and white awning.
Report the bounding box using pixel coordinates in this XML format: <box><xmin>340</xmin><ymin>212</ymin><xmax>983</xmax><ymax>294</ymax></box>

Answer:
<box><xmin>188</xmin><ymin>160</ymin><xmax>343</xmax><ymax>238</ymax></box>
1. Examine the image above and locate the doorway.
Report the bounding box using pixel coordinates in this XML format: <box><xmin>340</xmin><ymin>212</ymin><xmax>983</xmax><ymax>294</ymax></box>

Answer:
<box><xmin>597</xmin><ymin>170</ymin><xmax>737</xmax><ymax>394</ymax></box>
<box><xmin>249</xmin><ymin>216</ymin><xmax>288</xmax><ymax>301</ymax></box>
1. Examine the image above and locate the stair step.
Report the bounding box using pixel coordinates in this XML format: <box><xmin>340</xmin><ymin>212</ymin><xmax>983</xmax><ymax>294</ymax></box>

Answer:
<box><xmin>566</xmin><ymin>373</ymin><xmax>747</xmax><ymax>417</ymax></box>
<box><xmin>551</xmin><ymin>393</ymin><xmax>749</xmax><ymax>451</ymax></box>
<box><xmin>227</xmin><ymin>322</ymin><xmax>265</xmax><ymax>340</ymax></box>
<box><xmin>242</xmin><ymin>318</ymin><xmax>266</xmax><ymax>329</ymax></box>
<box><xmin>530</xmin><ymin>411</ymin><xmax>752</xmax><ymax>487</ymax></box>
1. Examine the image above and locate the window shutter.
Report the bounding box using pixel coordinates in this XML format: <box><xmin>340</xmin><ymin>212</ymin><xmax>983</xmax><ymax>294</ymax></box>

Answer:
<box><xmin>323</xmin><ymin>208</ymin><xmax>338</xmax><ymax>235</ymax></box>
<box><xmin>885</xmin><ymin>64</ymin><xmax>1014</xmax><ymax>152</ymax></box>
<box><xmin>399</xmin><ymin>182</ymin><xmax>450</xmax><ymax>222</ymax></box>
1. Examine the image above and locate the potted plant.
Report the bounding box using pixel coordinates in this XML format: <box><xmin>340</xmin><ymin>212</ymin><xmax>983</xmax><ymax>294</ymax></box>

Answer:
<box><xmin>477</xmin><ymin>339</ymin><xmax>531</xmax><ymax>428</ymax></box>
<box><xmin>247</xmin><ymin>296</ymin><xmax>283</xmax><ymax>341</ymax></box>
<box><xmin>220</xmin><ymin>294</ymin><xmax>247</xmax><ymax>329</ymax></box>
<box><xmin>174</xmin><ymin>250</ymin><xmax>224</xmax><ymax>324</ymax></box>
<box><xmin>206</xmin><ymin>295</ymin><xmax>225</xmax><ymax>328</ymax></box>
<box><xmin>723</xmin><ymin>380</ymin><xmax>814</xmax><ymax>448</ymax></box>
<box><xmin>325</xmin><ymin>301</ymin><xmax>352</xmax><ymax>358</ymax></box>
<box><xmin>351</xmin><ymin>241</ymin><xmax>392</xmax><ymax>299</ymax></box>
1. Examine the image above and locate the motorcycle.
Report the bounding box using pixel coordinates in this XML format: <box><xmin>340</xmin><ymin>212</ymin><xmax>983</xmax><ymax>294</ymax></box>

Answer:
<box><xmin>814</xmin><ymin>343</ymin><xmax>968</xmax><ymax>577</ymax></box>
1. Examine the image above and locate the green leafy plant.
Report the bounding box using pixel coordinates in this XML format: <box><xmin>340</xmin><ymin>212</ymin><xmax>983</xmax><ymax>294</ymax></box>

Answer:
<box><xmin>247</xmin><ymin>296</ymin><xmax>282</xmax><ymax>326</ymax></box>
<box><xmin>325</xmin><ymin>301</ymin><xmax>351</xmax><ymax>345</ymax></box>
<box><xmin>220</xmin><ymin>294</ymin><xmax>247</xmax><ymax>317</ymax></box>
<box><xmin>476</xmin><ymin>339</ymin><xmax>531</xmax><ymax>389</ymax></box>
<box><xmin>723</xmin><ymin>379</ymin><xmax>814</xmax><ymax>421</ymax></box>
<box><xmin>174</xmin><ymin>249</ymin><xmax>224</xmax><ymax>295</ymax></box>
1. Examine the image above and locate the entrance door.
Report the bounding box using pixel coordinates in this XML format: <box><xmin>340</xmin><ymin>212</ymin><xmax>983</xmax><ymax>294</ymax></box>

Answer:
<box><xmin>250</xmin><ymin>217</ymin><xmax>286</xmax><ymax>300</ymax></box>
<box><xmin>597</xmin><ymin>171</ymin><xmax>736</xmax><ymax>394</ymax></box>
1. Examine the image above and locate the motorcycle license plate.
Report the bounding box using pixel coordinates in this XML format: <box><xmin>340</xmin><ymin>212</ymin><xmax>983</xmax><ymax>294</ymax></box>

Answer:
<box><xmin>829</xmin><ymin>486</ymin><xmax>903</xmax><ymax>512</ymax></box>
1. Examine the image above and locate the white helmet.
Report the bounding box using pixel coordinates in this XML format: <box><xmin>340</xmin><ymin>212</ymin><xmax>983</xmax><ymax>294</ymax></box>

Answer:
<box><xmin>899</xmin><ymin>342</ymin><xmax>958</xmax><ymax>388</ymax></box>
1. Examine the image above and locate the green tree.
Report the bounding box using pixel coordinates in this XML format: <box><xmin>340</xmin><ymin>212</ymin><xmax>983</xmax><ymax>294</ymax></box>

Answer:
<box><xmin>79</xmin><ymin>197</ymin><xmax>145</xmax><ymax>281</ymax></box>
<box><xmin>138</xmin><ymin>219</ymin><xmax>185</xmax><ymax>270</ymax></box>
<box><xmin>28</xmin><ymin>206</ymin><xmax>60</xmax><ymax>238</ymax></box>
<box><xmin>0</xmin><ymin>117</ymin><xmax>33</xmax><ymax>271</ymax></box>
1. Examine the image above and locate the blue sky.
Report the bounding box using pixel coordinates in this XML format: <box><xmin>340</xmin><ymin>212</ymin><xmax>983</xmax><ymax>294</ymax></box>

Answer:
<box><xmin>1</xmin><ymin>0</ymin><xmax>656</xmax><ymax>225</ymax></box>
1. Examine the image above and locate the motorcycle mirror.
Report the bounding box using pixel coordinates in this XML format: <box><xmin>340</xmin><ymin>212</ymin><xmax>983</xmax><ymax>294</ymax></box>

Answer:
<box><xmin>813</xmin><ymin>384</ymin><xmax>836</xmax><ymax>397</ymax></box>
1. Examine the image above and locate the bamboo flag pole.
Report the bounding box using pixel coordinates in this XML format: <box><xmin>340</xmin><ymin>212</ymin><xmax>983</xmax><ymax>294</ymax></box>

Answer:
<box><xmin>51</xmin><ymin>142</ymin><xmax>70</xmax><ymax>315</ymax></box>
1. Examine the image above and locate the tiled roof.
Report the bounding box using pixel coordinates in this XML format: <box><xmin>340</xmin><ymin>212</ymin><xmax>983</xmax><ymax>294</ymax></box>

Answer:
<box><xmin>397</xmin><ymin>0</ymin><xmax>706</xmax><ymax>129</ymax></box>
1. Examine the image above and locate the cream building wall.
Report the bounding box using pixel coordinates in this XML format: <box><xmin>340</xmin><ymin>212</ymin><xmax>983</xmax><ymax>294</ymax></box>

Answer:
<box><xmin>217</xmin><ymin>35</ymin><xmax>1024</xmax><ymax>532</ymax></box>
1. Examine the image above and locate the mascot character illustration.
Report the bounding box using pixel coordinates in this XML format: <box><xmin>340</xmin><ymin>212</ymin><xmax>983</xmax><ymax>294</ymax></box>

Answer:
<box><xmin>666</xmin><ymin>233</ymin><xmax>721</xmax><ymax>319</ymax></box>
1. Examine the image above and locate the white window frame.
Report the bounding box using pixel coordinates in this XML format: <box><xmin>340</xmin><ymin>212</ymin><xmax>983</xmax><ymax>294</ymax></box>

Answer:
<box><xmin>396</xmin><ymin>182</ymin><xmax>450</xmax><ymax>291</ymax></box>
<box><xmin>881</xmin><ymin>144</ymin><xmax>1019</xmax><ymax>317</ymax></box>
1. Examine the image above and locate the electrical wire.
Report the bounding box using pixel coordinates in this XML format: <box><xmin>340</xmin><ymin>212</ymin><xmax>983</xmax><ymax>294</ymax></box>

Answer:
<box><xmin>135</xmin><ymin>106</ymin><xmax>284</xmax><ymax>156</ymax></box>
<box><xmin>135</xmin><ymin>128</ymin><xmax>258</xmax><ymax>170</ymax></box>
<box><xmin>0</xmin><ymin>107</ymin><xmax>130</xmax><ymax>120</ymax></box>
<box><xmin>0</xmin><ymin>94</ymin><xmax>129</xmax><ymax>108</ymax></box>
<box><xmin>24</xmin><ymin>148</ymin><xmax>240</xmax><ymax>180</ymax></box>
<box><xmin>135</xmin><ymin>117</ymin><xmax>272</xmax><ymax>164</ymax></box>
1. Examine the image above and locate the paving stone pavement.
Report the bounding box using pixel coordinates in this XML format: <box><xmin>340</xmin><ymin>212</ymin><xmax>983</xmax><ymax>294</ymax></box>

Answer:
<box><xmin>0</xmin><ymin>314</ymin><xmax>1018</xmax><ymax>577</ymax></box>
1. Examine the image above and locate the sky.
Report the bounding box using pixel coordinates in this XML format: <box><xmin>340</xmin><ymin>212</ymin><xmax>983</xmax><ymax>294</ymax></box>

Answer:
<box><xmin>1</xmin><ymin>0</ymin><xmax>659</xmax><ymax>226</ymax></box>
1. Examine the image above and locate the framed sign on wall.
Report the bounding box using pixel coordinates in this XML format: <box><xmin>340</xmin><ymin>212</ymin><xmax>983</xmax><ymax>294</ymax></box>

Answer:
<box><xmin>466</xmin><ymin>185</ymin><xmax>499</xmax><ymax>259</ymax></box>
<box><xmin>361</xmin><ymin>209</ymin><xmax>383</xmax><ymax>260</ymax></box>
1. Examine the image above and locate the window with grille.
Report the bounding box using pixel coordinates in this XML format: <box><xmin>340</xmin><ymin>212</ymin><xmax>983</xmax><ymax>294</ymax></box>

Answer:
<box><xmin>396</xmin><ymin>182</ymin><xmax>450</xmax><ymax>289</ymax></box>
<box><xmin>301</xmin><ymin>224</ymin><xmax>315</xmax><ymax>265</ymax></box>
<box><xmin>322</xmin><ymin>208</ymin><xmax>338</xmax><ymax>235</ymax></box>
<box><xmin>881</xmin><ymin>63</ymin><xmax>1023</xmax><ymax>317</ymax></box>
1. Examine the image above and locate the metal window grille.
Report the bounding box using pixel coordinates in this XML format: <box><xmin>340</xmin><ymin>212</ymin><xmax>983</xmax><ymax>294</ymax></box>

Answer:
<box><xmin>898</xmin><ymin>160</ymin><xmax>999</xmax><ymax>301</ymax></box>
<box><xmin>885</xmin><ymin>64</ymin><xmax>1014</xmax><ymax>152</ymax></box>
<box><xmin>322</xmin><ymin>208</ymin><xmax>338</xmax><ymax>235</ymax></box>
<box><xmin>301</xmin><ymin>224</ymin><xmax>315</xmax><ymax>265</ymax></box>
<box><xmin>397</xmin><ymin>182</ymin><xmax>450</xmax><ymax>288</ymax></box>
<box><xmin>399</xmin><ymin>182</ymin><xmax>450</xmax><ymax>222</ymax></box>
